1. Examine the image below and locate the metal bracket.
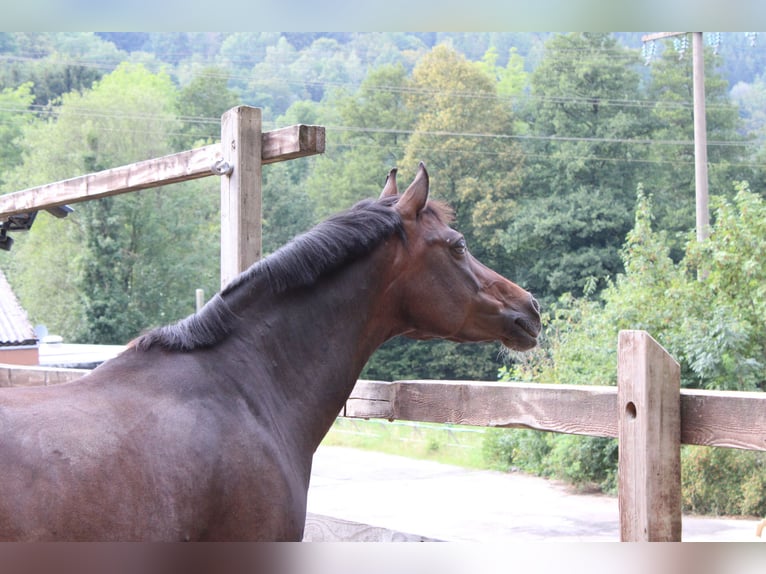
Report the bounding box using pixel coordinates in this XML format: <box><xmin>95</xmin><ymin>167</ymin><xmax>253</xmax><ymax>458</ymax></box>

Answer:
<box><xmin>211</xmin><ymin>159</ymin><xmax>234</xmax><ymax>176</ymax></box>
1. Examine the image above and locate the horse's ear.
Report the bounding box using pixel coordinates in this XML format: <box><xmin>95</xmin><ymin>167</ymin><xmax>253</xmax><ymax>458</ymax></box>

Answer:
<box><xmin>396</xmin><ymin>162</ymin><xmax>429</xmax><ymax>218</ymax></box>
<box><xmin>379</xmin><ymin>167</ymin><xmax>398</xmax><ymax>198</ymax></box>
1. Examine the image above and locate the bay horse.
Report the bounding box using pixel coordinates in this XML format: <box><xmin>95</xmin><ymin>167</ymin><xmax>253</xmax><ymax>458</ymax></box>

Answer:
<box><xmin>0</xmin><ymin>163</ymin><xmax>540</xmax><ymax>541</ymax></box>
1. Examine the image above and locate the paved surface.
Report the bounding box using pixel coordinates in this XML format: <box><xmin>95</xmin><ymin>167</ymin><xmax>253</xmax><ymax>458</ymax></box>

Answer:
<box><xmin>307</xmin><ymin>446</ymin><xmax>762</xmax><ymax>542</ymax></box>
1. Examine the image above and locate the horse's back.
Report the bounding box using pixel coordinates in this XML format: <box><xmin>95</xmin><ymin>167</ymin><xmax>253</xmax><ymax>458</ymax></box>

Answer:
<box><xmin>0</xmin><ymin>356</ymin><xmax>308</xmax><ymax>540</ymax></box>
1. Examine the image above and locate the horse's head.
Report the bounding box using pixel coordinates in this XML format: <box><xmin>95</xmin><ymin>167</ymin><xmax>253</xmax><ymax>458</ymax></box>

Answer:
<box><xmin>380</xmin><ymin>163</ymin><xmax>541</xmax><ymax>352</ymax></box>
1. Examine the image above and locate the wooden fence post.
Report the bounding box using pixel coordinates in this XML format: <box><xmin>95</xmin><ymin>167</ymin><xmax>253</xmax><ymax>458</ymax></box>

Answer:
<box><xmin>220</xmin><ymin>106</ymin><xmax>262</xmax><ymax>289</ymax></box>
<box><xmin>617</xmin><ymin>330</ymin><xmax>681</xmax><ymax>541</ymax></box>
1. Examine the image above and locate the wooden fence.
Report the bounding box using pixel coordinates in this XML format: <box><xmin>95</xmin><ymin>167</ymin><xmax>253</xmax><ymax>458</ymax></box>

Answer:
<box><xmin>0</xmin><ymin>105</ymin><xmax>324</xmax><ymax>288</ymax></box>
<box><xmin>2</xmin><ymin>330</ymin><xmax>764</xmax><ymax>542</ymax></box>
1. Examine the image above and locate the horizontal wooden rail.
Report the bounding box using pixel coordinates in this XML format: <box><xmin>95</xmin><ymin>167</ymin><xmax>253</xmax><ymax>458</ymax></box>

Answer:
<box><xmin>344</xmin><ymin>379</ymin><xmax>766</xmax><ymax>452</ymax></box>
<box><xmin>680</xmin><ymin>388</ymin><xmax>766</xmax><ymax>451</ymax></box>
<box><xmin>2</xmin><ymin>365</ymin><xmax>764</xmax><ymax>452</ymax></box>
<box><xmin>0</xmin><ymin>124</ymin><xmax>325</xmax><ymax>219</ymax></box>
<box><xmin>344</xmin><ymin>379</ymin><xmax>618</xmax><ymax>438</ymax></box>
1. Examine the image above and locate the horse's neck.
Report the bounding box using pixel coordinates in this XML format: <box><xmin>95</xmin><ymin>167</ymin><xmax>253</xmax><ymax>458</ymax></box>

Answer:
<box><xmin>225</xmin><ymin>252</ymin><xmax>396</xmax><ymax>454</ymax></box>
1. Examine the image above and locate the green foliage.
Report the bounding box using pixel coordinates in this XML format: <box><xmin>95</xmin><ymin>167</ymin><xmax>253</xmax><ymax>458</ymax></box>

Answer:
<box><xmin>506</xmin><ymin>33</ymin><xmax>650</xmax><ymax>302</ymax></box>
<box><xmin>482</xmin><ymin>428</ymin><xmax>552</xmax><ymax>475</ymax></box>
<box><xmin>643</xmin><ymin>41</ymin><xmax>746</xmax><ymax>245</ymax></box>
<box><xmin>483</xmin><ymin>428</ymin><xmax>618</xmax><ymax>493</ymax></box>
<box><xmin>401</xmin><ymin>43</ymin><xmax>525</xmax><ymax>278</ymax></box>
<box><xmin>175</xmin><ymin>67</ymin><xmax>240</xmax><ymax>147</ymax></box>
<box><xmin>305</xmin><ymin>64</ymin><xmax>414</xmax><ymax>219</ymax></box>
<box><xmin>1</xmin><ymin>31</ymin><xmax>764</xmax><ymax>392</ymax></box>
<box><xmin>0</xmin><ymin>83</ymin><xmax>34</xmax><ymax>189</ymax></box>
<box><xmin>363</xmin><ymin>338</ymin><xmax>503</xmax><ymax>382</ymax></box>
<box><xmin>682</xmin><ymin>446</ymin><xmax>766</xmax><ymax>517</ymax></box>
<box><xmin>4</xmin><ymin>63</ymin><xmax>219</xmax><ymax>343</ymax></box>
<box><xmin>493</xmin><ymin>183</ymin><xmax>766</xmax><ymax>513</ymax></box>
<box><xmin>0</xmin><ymin>33</ymin><xmax>123</xmax><ymax>107</ymax></box>
<box><xmin>510</xmin><ymin>184</ymin><xmax>766</xmax><ymax>391</ymax></box>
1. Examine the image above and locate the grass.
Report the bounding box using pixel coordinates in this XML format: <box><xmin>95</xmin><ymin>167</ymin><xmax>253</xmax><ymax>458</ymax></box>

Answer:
<box><xmin>320</xmin><ymin>417</ymin><xmax>489</xmax><ymax>470</ymax></box>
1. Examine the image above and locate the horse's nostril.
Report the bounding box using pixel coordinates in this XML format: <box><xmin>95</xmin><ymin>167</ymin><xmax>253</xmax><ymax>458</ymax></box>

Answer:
<box><xmin>530</xmin><ymin>296</ymin><xmax>541</xmax><ymax>314</ymax></box>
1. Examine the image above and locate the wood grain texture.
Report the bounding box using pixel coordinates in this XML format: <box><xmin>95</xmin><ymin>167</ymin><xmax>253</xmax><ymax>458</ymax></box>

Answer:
<box><xmin>393</xmin><ymin>379</ymin><xmax>618</xmax><ymax>436</ymax></box>
<box><xmin>343</xmin><ymin>379</ymin><xmax>766</xmax><ymax>453</ymax></box>
<box><xmin>344</xmin><ymin>379</ymin><xmax>395</xmax><ymax>419</ymax></box>
<box><xmin>681</xmin><ymin>389</ymin><xmax>766</xmax><ymax>451</ymax></box>
<box><xmin>0</xmin><ymin>144</ymin><xmax>221</xmax><ymax>218</ymax></box>
<box><xmin>618</xmin><ymin>330</ymin><xmax>681</xmax><ymax>542</ymax></box>
<box><xmin>261</xmin><ymin>124</ymin><xmax>325</xmax><ymax>165</ymax></box>
<box><xmin>220</xmin><ymin>106</ymin><xmax>262</xmax><ymax>288</ymax></box>
<box><xmin>0</xmin><ymin>124</ymin><xmax>325</xmax><ymax>220</ymax></box>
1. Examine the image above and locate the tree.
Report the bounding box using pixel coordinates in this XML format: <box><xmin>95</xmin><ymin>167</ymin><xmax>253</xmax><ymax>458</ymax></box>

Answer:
<box><xmin>402</xmin><ymin>44</ymin><xmax>525</xmax><ymax>270</ymax></box>
<box><xmin>175</xmin><ymin>66</ymin><xmax>240</xmax><ymax>148</ymax></box>
<box><xmin>248</xmin><ymin>37</ymin><xmax>301</xmax><ymax>117</ymax></box>
<box><xmin>0</xmin><ymin>33</ymin><xmax>124</xmax><ymax>107</ymax></box>
<box><xmin>305</xmin><ymin>64</ymin><xmax>414</xmax><ymax>219</ymax></box>
<box><xmin>642</xmin><ymin>41</ymin><xmax>747</xmax><ymax>244</ymax></box>
<box><xmin>4</xmin><ymin>63</ymin><xmax>220</xmax><ymax>343</ymax></box>
<box><xmin>501</xmin><ymin>33</ymin><xmax>651</xmax><ymax>303</ymax></box>
<box><xmin>0</xmin><ymin>83</ymin><xmax>35</xmax><ymax>189</ymax></box>
<box><xmin>260</xmin><ymin>99</ymin><xmax>323</xmax><ymax>254</ymax></box>
<box><xmin>497</xmin><ymin>183</ymin><xmax>766</xmax><ymax>511</ymax></box>
<box><xmin>365</xmin><ymin>45</ymin><xmax>526</xmax><ymax>382</ymax></box>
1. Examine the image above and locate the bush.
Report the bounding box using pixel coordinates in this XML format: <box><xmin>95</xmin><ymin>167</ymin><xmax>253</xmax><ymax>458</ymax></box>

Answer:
<box><xmin>482</xmin><ymin>428</ymin><xmax>552</xmax><ymax>475</ymax></box>
<box><xmin>546</xmin><ymin>435</ymin><xmax>618</xmax><ymax>493</ymax></box>
<box><xmin>682</xmin><ymin>446</ymin><xmax>766</xmax><ymax>517</ymax></box>
<box><xmin>483</xmin><ymin>429</ymin><xmax>617</xmax><ymax>493</ymax></box>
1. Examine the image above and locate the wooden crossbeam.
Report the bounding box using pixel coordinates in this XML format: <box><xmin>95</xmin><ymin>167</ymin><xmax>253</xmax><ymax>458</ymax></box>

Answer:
<box><xmin>0</xmin><ymin>124</ymin><xmax>325</xmax><ymax>220</ymax></box>
<box><xmin>344</xmin><ymin>379</ymin><xmax>766</xmax><ymax>452</ymax></box>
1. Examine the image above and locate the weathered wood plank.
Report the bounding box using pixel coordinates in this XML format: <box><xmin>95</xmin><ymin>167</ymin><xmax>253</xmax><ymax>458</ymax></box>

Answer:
<box><xmin>618</xmin><ymin>330</ymin><xmax>681</xmax><ymax>542</ymax></box>
<box><xmin>262</xmin><ymin>124</ymin><xmax>325</xmax><ymax>165</ymax></box>
<box><xmin>0</xmin><ymin>125</ymin><xmax>326</xmax><ymax>220</ymax></box>
<box><xmin>220</xmin><ymin>106</ymin><xmax>262</xmax><ymax>288</ymax></box>
<box><xmin>303</xmin><ymin>513</ymin><xmax>438</xmax><ymax>542</ymax></box>
<box><xmin>681</xmin><ymin>389</ymin><xmax>766</xmax><ymax>451</ymax></box>
<box><xmin>343</xmin><ymin>380</ymin><xmax>765</xmax><ymax>452</ymax></box>
<box><xmin>345</xmin><ymin>379</ymin><xmax>618</xmax><ymax>437</ymax></box>
<box><xmin>344</xmin><ymin>379</ymin><xmax>394</xmax><ymax>419</ymax></box>
<box><xmin>0</xmin><ymin>144</ymin><xmax>221</xmax><ymax>218</ymax></box>
<box><xmin>393</xmin><ymin>380</ymin><xmax>618</xmax><ymax>437</ymax></box>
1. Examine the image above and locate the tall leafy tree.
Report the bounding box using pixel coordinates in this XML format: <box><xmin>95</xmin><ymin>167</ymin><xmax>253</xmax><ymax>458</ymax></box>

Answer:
<box><xmin>4</xmin><ymin>63</ymin><xmax>219</xmax><ymax>343</ymax></box>
<box><xmin>402</xmin><ymin>44</ymin><xmax>525</xmax><ymax>271</ymax></box>
<box><xmin>248</xmin><ymin>37</ymin><xmax>300</xmax><ymax>117</ymax></box>
<box><xmin>501</xmin><ymin>33</ymin><xmax>651</xmax><ymax>303</ymax></box>
<box><xmin>175</xmin><ymin>66</ymin><xmax>240</xmax><ymax>148</ymax></box>
<box><xmin>643</xmin><ymin>40</ymin><xmax>746</xmax><ymax>241</ymax></box>
<box><xmin>0</xmin><ymin>33</ymin><xmax>123</xmax><ymax>107</ymax></box>
<box><xmin>0</xmin><ymin>83</ymin><xmax>35</xmax><ymax>189</ymax></box>
<box><xmin>366</xmin><ymin>45</ymin><xmax>526</xmax><ymax>382</ymax></box>
<box><xmin>305</xmin><ymin>63</ymin><xmax>414</xmax><ymax>219</ymax></box>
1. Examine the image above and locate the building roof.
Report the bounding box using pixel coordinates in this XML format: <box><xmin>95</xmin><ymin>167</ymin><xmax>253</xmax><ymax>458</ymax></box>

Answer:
<box><xmin>0</xmin><ymin>269</ymin><xmax>37</xmax><ymax>347</ymax></box>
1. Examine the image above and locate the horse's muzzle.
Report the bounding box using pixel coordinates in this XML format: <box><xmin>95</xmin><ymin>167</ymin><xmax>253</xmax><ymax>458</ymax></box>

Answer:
<box><xmin>504</xmin><ymin>296</ymin><xmax>541</xmax><ymax>350</ymax></box>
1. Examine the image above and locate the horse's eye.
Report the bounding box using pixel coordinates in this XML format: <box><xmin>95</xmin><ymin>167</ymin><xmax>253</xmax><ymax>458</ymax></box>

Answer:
<box><xmin>451</xmin><ymin>237</ymin><xmax>467</xmax><ymax>256</ymax></box>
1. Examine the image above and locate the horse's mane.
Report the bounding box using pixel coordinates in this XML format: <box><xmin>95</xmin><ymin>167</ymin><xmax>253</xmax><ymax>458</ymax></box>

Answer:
<box><xmin>133</xmin><ymin>196</ymin><xmax>417</xmax><ymax>352</ymax></box>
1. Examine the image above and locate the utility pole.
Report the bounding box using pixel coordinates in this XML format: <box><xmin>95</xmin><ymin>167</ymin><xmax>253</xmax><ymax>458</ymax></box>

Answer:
<box><xmin>642</xmin><ymin>32</ymin><xmax>709</xmax><ymax>242</ymax></box>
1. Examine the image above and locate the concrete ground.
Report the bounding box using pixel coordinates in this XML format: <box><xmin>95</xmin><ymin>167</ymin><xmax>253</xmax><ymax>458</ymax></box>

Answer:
<box><xmin>307</xmin><ymin>445</ymin><xmax>763</xmax><ymax>542</ymax></box>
